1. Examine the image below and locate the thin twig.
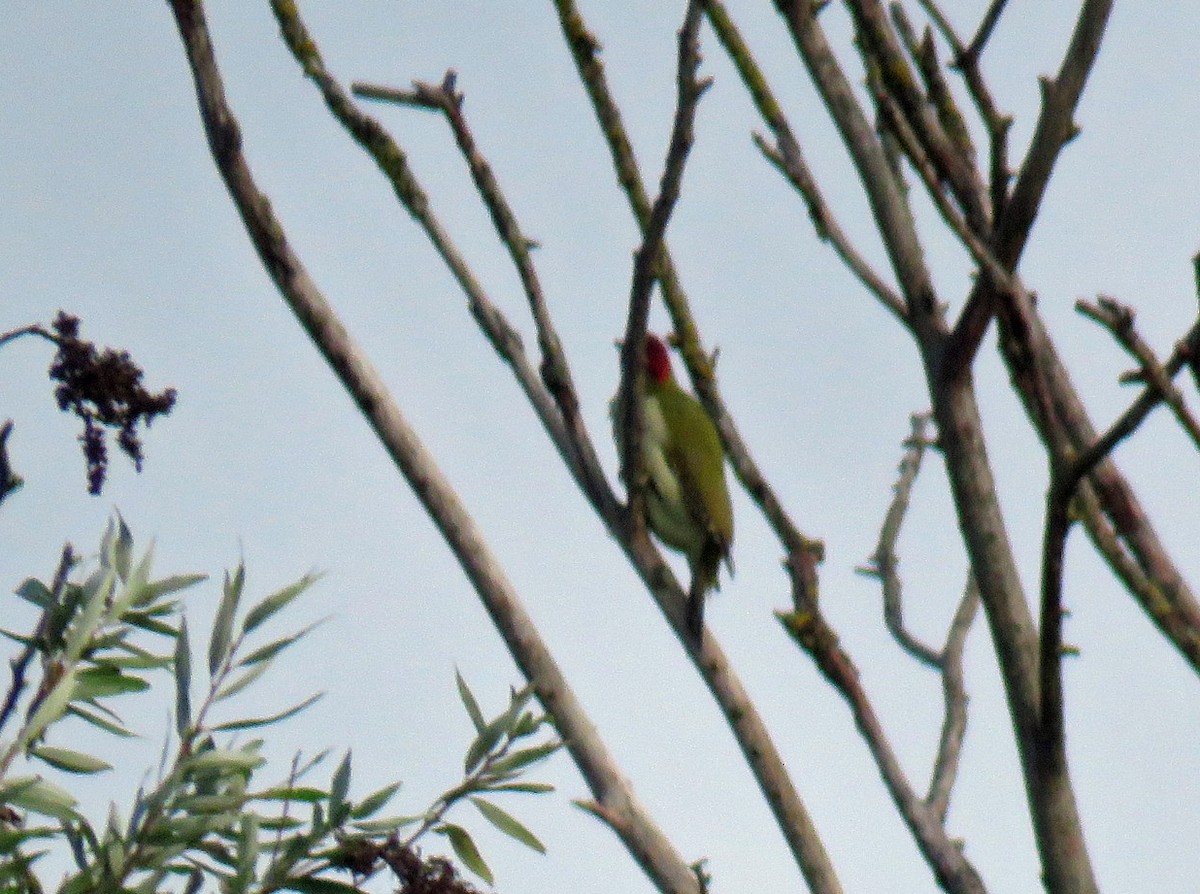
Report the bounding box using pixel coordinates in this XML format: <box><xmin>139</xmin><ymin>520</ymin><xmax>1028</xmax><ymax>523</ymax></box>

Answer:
<box><xmin>856</xmin><ymin>414</ymin><xmax>942</xmax><ymax>667</ymax></box>
<box><xmin>777</xmin><ymin>607</ymin><xmax>986</xmax><ymax>894</ymax></box>
<box><xmin>552</xmin><ymin>3</ymin><xmax>840</xmax><ymax>890</ymax></box>
<box><xmin>1038</xmin><ymin>455</ymin><xmax>1076</xmax><ymax>767</ymax></box>
<box><xmin>702</xmin><ymin>0</ymin><xmax>907</xmax><ymax>322</ymax></box>
<box><xmin>927</xmin><ymin>577</ymin><xmax>979</xmax><ymax>822</ymax></box>
<box><xmin>0</xmin><ymin>324</ymin><xmax>56</xmax><ymax>350</ymax></box>
<box><xmin>845</xmin><ymin>0</ymin><xmax>991</xmax><ymax>233</ymax></box>
<box><xmin>856</xmin><ymin>414</ymin><xmax>980</xmax><ymax>828</ymax></box>
<box><xmin>352</xmin><ymin>72</ymin><xmax>589</xmax><ymax>439</ymax></box>
<box><xmin>1077</xmin><ymin>296</ymin><xmax>1200</xmax><ymax>452</ymax></box>
<box><xmin>620</xmin><ymin>0</ymin><xmax>711</xmax><ymax>558</ymax></box>
<box><xmin>171</xmin><ymin>4</ymin><xmax>698</xmax><ymax>891</ymax></box>
<box><xmin>775</xmin><ymin>0</ymin><xmax>945</xmax><ymax>342</ymax></box>
<box><xmin>993</xmin><ymin>0</ymin><xmax>1114</xmax><ymax>269</ymax></box>
<box><xmin>963</xmin><ymin>0</ymin><xmax>1011</xmax><ymax>62</ymax></box>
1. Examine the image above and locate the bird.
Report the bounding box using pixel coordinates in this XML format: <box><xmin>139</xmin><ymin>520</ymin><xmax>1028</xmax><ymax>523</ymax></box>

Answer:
<box><xmin>612</xmin><ymin>333</ymin><xmax>734</xmax><ymax>636</ymax></box>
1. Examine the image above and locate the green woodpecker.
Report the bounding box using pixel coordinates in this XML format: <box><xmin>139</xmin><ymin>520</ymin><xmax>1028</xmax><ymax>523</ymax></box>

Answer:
<box><xmin>613</xmin><ymin>333</ymin><xmax>734</xmax><ymax>635</ymax></box>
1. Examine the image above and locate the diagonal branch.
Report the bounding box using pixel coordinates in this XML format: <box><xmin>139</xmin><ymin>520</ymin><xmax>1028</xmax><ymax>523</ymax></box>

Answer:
<box><xmin>619</xmin><ymin>0</ymin><xmax>711</xmax><ymax>560</ymax></box>
<box><xmin>992</xmin><ymin>0</ymin><xmax>1114</xmax><ymax>269</ymax></box>
<box><xmin>844</xmin><ymin>0</ymin><xmax>991</xmax><ymax>234</ymax></box>
<box><xmin>170</xmin><ymin>4</ymin><xmax>700</xmax><ymax>891</ymax></box>
<box><xmin>947</xmin><ymin>0</ymin><xmax>1113</xmax><ymax>367</ymax></box>
<box><xmin>702</xmin><ymin>0</ymin><xmax>907</xmax><ymax>323</ymax></box>
<box><xmin>552</xmin><ymin>2</ymin><xmax>839</xmax><ymax>890</ymax></box>
<box><xmin>857</xmin><ymin>413</ymin><xmax>981</xmax><ymax>832</ymax></box>
<box><xmin>352</xmin><ymin>72</ymin><xmax>588</xmax><ymax>448</ymax></box>
<box><xmin>1077</xmin><ymin>296</ymin><xmax>1200</xmax><ymax>452</ymax></box>
<box><xmin>774</xmin><ymin>0</ymin><xmax>946</xmax><ymax>346</ymax></box>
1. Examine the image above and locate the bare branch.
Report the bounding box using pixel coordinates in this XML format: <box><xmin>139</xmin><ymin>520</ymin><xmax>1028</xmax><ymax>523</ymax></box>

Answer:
<box><xmin>0</xmin><ymin>324</ymin><xmax>57</xmax><ymax>350</ymax></box>
<box><xmin>1037</xmin><ymin>461</ymin><xmax>1074</xmax><ymax>786</ymax></box>
<box><xmin>993</xmin><ymin>0</ymin><xmax>1115</xmax><ymax>268</ymax></box>
<box><xmin>553</xmin><ymin>3</ymin><xmax>840</xmax><ymax>890</ymax></box>
<box><xmin>845</xmin><ymin>0</ymin><xmax>991</xmax><ymax>233</ymax></box>
<box><xmin>857</xmin><ymin>414</ymin><xmax>981</xmax><ymax>832</ymax></box>
<box><xmin>1077</xmin><ymin>296</ymin><xmax>1200</xmax><ymax>452</ymax></box>
<box><xmin>777</xmin><ymin>609</ymin><xmax>987</xmax><ymax>894</ymax></box>
<box><xmin>702</xmin><ymin>0</ymin><xmax>907</xmax><ymax>322</ymax></box>
<box><xmin>352</xmin><ymin>71</ymin><xmax>587</xmax><ymax>441</ymax></box>
<box><xmin>775</xmin><ymin>0</ymin><xmax>945</xmax><ymax>342</ymax></box>
<box><xmin>170</xmin><ymin>4</ymin><xmax>699</xmax><ymax>891</ymax></box>
<box><xmin>927</xmin><ymin>578</ymin><xmax>979</xmax><ymax>822</ymax></box>
<box><xmin>620</xmin><ymin>0</ymin><xmax>710</xmax><ymax>563</ymax></box>
<box><xmin>857</xmin><ymin>413</ymin><xmax>942</xmax><ymax>667</ymax></box>
<box><xmin>963</xmin><ymin>0</ymin><xmax>1011</xmax><ymax>63</ymax></box>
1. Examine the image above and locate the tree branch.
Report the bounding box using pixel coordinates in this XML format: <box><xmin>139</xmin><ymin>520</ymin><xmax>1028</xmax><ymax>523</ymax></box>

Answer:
<box><xmin>774</xmin><ymin>0</ymin><xmax>946</xmax><ymax>346</ymax></box>
<box><xmin>351</xmin><ymin>72</ymin><xmax>589</xmax><ymax>453</ymax></box>
<box><xmin>170</xmin><ymin>4</ymin><xmax>699</xmax><ymax>891</ymax></box>
<box><xmin>992</xmin><ymin>0</ymin><xmax>1114</xmax><ymax>269</ymax></box>
<box><xmin>846</xmin><ymin>0</ymin><xmax>991</xmax><ymax>235</ymax></box>
<box><xmin>702</xmin><ymin>0</ymin><xmax>908</xmax><ymax>323</ymax></box>
<box><xmin>856</xmin><ymin>413</ymin><xmax>981</xmax><ymax>838</ymax></box>
<box><xmin>552</xmin><ymin>2</ymin><xmax>840</xmax><ymax>889</ymax></box>
<box><xmin>1076</xmin><ymin>296</ymin><xmax>1200</xmax><ymax>452</ymax></box>
<box><xmin>620</xmin><ymin>0</ymin><xmax>711</xmax><ymax>564</ymax></box>
<box><xmin>928</xmin><ymin>577</ymin><xmax>979</xmax><ymax>823</ymax></box>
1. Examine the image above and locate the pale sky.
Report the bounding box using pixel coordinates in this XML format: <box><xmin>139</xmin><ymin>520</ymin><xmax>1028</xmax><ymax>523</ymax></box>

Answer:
<box><xmin>3</xmin><ymin>3</ymin><xmax>1199</xmax><ymax>892</ymax></box>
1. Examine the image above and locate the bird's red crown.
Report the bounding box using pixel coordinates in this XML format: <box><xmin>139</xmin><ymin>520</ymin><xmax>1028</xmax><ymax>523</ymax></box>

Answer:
<box><xmin>644</xmin><ymin>333</ymin><xmax>673</xmax><ymax>385</ymax></box>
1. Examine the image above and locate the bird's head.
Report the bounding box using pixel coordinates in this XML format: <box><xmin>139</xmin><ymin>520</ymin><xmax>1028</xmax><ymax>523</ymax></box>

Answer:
<box><xmin>644</xmin><ymin>333</ymin><xmax>674</xmax><ymax>386</ymax></box>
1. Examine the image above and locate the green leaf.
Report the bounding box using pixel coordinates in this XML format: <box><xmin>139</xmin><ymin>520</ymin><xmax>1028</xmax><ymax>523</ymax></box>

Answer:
<box><xmin>279</xmin><ymin>878</ymin><xmax>364</xmax><ymax>893</ymax></box>
<box><xmin>463</xmin><ymin>685</ymin><xmax>537</xmax><ymax>772</ymax></box>
<box><xmin>349</xmin><ymin>781</ymin><xmax>401</xmax><ymax>820</ymax></box>
<box><xmin>14</xmin><ymin>578</ymin><xmax>53</xmax><ymax>609</ymax></box>
<box><xmin>0</xmin><ymin>776</ymin><xmax>80</xmax><ymax>823</ymax></box>
<box><xmin>115</xmin><ymin>541</ymin><xmax>155</xmax><ymax>614</ymax></box>
<box><xmin>124</xmin><ymin>611</ymin><xmax>179</xmax><ymax>637</ymax></box>
<box><xmin>72</xmin><ymin>666</ymin><xmax>150</xmax><ymax>700</ymax></box>
<box><xmin>480</xmin><ymin>781</ymin><xmax>555</xmax><ymax>794</ymax></box>
<box><xmin>210</xmin><ymin>693</ymin><xmax>323</xmax><ymax>732</ymax></box>
<box><xmin>0</xmin><ymin>627</ymin><xmax>34</xmax><ymax>646</ymax></box>
<box><xmin>234</xmin><ymin>813</ymin><xmax>258</xmax><ymax>891</ymax></box>
<box><xmin>348</xmin><ymin>814</ymin><xmax>422</xmax><ymax>834</ymax></box>
<box><xmin>329</xmin><ymin>752</ymin><xmax>351</xmax><ymax>827</ymax></box>
<box><xmin>181</xmin><ymin>748</ymin><xmax>266</xmax><ymax>775</ymax></box>
<box><xmin>65</xmin><ymin>703</ymin><xmax>136</xmax><ymax>738</ymax></box>
<box><xmin>93</xmin><ymin>651</ymin><xmax>172</xmax><ymax>671</ymax></box>
<box><xmin>18</xmin><ymin>667</ymin><xmax>78</xmax><ymax>749</ymax></box>
<box><xmin>455</xmin><ymin>667</ymin><xmax>486</xmax><ymax>733</ymax></box>
<box><xmin>210</xmin><ymin>566</ymin><xmax>244</xmax><ymax>676</ymax></box>
<box><xmin>511</xmin><ymin>710</ymin><xmax>543</xmax><ymax>738</ymax></box>
<box><xmin>253</xmin><ymin>786</ymin><xmax>327</xmax><ymax>804</ymax></box>
<box><xmin>63</xmin><ymin>568</ymin><xmax>115</xmax><ymax>662</ymax></box>
<box><xmin>238</xmin><ymin>621</ymin><xmax>321</xmax><ymax>667</ymax></box>
<box><xmin>436</xmin><ymin>823</ymin><xmax>492</xmax><ymax>884</ymax></box>
<box><xmin>173</xmin><ymin>793</ymin><xmax>247</xmax><ymax>815</ymax></box>
<box><xmin>175</xmin><ymin>617</ymin><xmax>192</xmax><ymax>736</ymax></box>
<box><xmin>242</xmin><ymin>573</ymin><xmax>320</xmax><ymax>634</ymax></box>
<box><xmin>463</xmin><ymin>715</ymin><xmax>507</xmax><ymax>775</ymax></box>
<box><xmin>214</xmin><ymin>658</ymin><xmax>273</xmax><ymax>702</ymax></box>
<box><xmin>134</xmin><ymin>573</ymin><xmax>207</xmax><ymax>606</ymax></box>
<box><xmin>485</xmin><ymin>741</ymin><xmax>561</xmax><ymax>778</ymax></box>
<box><xmin>29</xmin><ymin>745</ymin><xmax>112</xmax><ymax>775</ymax></box>
<box><xmin>471</xmin><ymin>797</ymin><xmax>546</xmax><ymax>853</ymax></box>
<box><xmin>104</xmin><ymin>514</ymin><xmax>134</xmax><ymax>581</ymax></box>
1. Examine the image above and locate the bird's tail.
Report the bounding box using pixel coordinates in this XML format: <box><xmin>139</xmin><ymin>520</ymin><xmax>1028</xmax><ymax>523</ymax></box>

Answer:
<box><xmin>687</xmin><ymin>542</ymin><xmax>724</xmax><ymax>638</ymax></box>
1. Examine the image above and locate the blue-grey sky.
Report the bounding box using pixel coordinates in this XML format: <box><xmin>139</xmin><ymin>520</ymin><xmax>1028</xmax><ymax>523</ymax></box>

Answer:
<box><xmin>3</xmin><ymin>3</ymin><xmax>1199</xmax><ymax>892</ymax></box>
